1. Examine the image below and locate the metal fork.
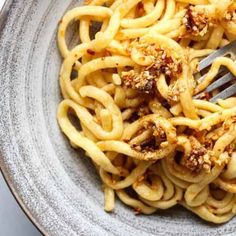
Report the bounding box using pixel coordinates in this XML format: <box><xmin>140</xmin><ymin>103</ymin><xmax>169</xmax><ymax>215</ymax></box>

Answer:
<box><xmin>194</xmin><ymin>40</ymin><xmax>236</xmax><ymax>102</ymax></box>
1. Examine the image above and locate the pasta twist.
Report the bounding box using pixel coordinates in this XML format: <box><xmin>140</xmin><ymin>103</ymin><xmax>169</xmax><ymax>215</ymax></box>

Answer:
<box><xmin>57</xmin><ymin>0</ymin><xmax>236</xmax><ymax>223</ymax></box>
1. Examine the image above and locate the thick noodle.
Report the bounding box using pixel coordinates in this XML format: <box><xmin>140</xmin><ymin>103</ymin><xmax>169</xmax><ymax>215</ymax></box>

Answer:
<box><xmin>57</xmin><ymin>0</ymin><xmax>236</xmax><ymax>223</ymax></box>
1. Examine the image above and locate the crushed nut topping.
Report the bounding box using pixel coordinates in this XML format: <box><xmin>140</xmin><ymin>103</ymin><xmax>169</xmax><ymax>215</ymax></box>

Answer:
<box><xmin>181</xmin><ymin>136</ymin><xmax>211</xmax><ymax>172</ymax></box>
<box><xmin>147</xmin><ymin>54</ymin><xmax>182</xmax><ymax>79</ymax></box>
<box><xmin>139</xmin><ymin>44</ymin><xmax>182</xmax><ymax>78</ymax></box>
<box><xmin>215</xmin><ymin>152</ymin><xmax>230</xmax><ymax>166</ymax></box>
<box><xmin>137</xmin><ymin>106</ymin><xmax>151</xmax><ymax>117</ymax></box>
<box><xmin>132</xmin><ymin>136</ymin><xmax>157</xmax><ymax>153</ymax></box>
<box><xmin>204</xmin><ymin>139</ymin><xmax>214</xmax><ymax>150</ymax></box>
<box><xmin>225</xmin><ymin>143</ymin><xmax>236</xmax><ymax>155</ymax></box>
<box><xmin>153</xmin><ymin>125</ymin><xmax>166</xmax><ymax>139</ymax></box>
<box><xmin>223</xmin><ymin>117</ymin><xmax>236</xmax><ymax>130</ymax></box>
<box><xmin>122</xmin><ymin>70</ymin><xmax>156</xmax><ymax>94</ymax></box>
<box><xmin>183</xmin><ymin>146</ymin><xmax>210</xmax><ymax>172</ymax></box>
<box><xmin>143</xmin><ymin>121</ymin><xmax>166</xmax><ymax>139</ymax></box>
<box><xmin>131</xmin><ymin>121</ymin><xmax>167</xmax><ymax>154</ymax></box>
<box><xmin>224</xmin><ymin>3</ymin><xmax>236</xmax><ymax>21</ymax></box>
<box><xmin>167</xmin><ymin>83</ymin><xmax>181</xmax><ymax>103</ymax></box>
<box><xmin>183</xmin><ymin>6</ymin><xmax>213</xmax><ymax>37</ymax></box>
<box><xmin>122</xmin><ymin>45</ymin><xmax>182</xmax><ymax>94</ymax></box>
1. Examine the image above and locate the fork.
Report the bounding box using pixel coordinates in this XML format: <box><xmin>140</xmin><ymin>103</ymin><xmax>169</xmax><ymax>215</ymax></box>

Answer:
<box><xmin>194</xmin><ymin>40</ymin><xmax>236</xmax><ymax>102</ymax></box>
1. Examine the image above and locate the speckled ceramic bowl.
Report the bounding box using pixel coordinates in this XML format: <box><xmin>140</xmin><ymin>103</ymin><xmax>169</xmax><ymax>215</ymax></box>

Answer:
<box><xmin>1</xmin><ymin>1</ymin><xmax>236</xmax><ymax>235</ymax></box>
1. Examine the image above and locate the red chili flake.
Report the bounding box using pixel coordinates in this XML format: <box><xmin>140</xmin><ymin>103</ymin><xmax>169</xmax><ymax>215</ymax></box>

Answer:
<box><xmin>204</xmin><ymin>92</ymin><xmax>211</xmax><ymax>101</ymax></box>
<box><xmin>177</xmin><ymin>63</ymin><xmax>183</xmax><ymax>74</ymax></box>
<box><xmin>104</xmin><ymin>50</ymin><xmax>112</xmax><ymax>57</ymax></box>
<box><xmin>164</xmin><ymin>56</ymin><xmax>174</xmax><ymax>64</ymax></box>
<box><xmin>185</xmin><ymin>7</ymin><xmax>195</xmax><ymax>31</ymax></box>
<box><xmin>134</xmin><ymin>208</ymin><xmax>142</xmax><ymax>215</ymax></box>
<box><xmin>136</xmin><ymin>2</ymin><xmax>145</xmax><ymax>17</ymax></box>
<box><xmin>87</xmin><ymin>49</ymin><xmax>95</xmax><ymax>55</ymax></box>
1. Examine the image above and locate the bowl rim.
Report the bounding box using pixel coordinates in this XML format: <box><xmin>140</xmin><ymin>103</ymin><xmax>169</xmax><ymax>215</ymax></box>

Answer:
<box><xmin>0</xmin><ymin>1</ymin><xmax>47</xmax><ymax>235</ymax></box>
<box><xmin>0</xmin><ymin>167</ymin><xmax>47</xmax><ymax>236</ymax></box>
<box><xmin>1</xmin><ymin>1</ymin><xmax>236</xmax><ymax>235</ymax></box>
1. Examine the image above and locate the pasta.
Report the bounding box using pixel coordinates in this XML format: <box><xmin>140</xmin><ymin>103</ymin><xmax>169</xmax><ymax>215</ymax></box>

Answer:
<box><xmin>57</xmin><ymin>0</ymin><xmax>236</xmax><ymax>223</ymax></box>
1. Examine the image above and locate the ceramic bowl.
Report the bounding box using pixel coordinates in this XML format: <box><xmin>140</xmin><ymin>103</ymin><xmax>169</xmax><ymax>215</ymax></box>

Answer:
<box><xmin>0</xmin><ymin>1</ymin><xmax>235</xmax><ymax>235</ymax></box>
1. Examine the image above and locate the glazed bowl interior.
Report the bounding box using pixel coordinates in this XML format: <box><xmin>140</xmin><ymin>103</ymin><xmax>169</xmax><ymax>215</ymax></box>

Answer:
<box><xmin>0</xmin><ymin>1</ymin><xmax>235</xmax><ymax>235</ymax></box>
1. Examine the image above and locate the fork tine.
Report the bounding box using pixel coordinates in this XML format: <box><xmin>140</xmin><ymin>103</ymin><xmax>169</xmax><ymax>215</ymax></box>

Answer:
<box><xmin>210</xmin><ymin>82</ymin><xmax>236</xmax><ymax>102</ymax></box>
<box><xmin>196</xmin><ymin>67</ymin><xmax>226</xmax><ymax>83</ymax></box>
<box><xmin>198</xmin><ymin>40</ymin><xmax>236</xmax><ymax>71</ymax></box>
<box><xmin>206</xmin><ymin>72</ymin><xmax>234</xmax><ymax>93</ymax></box>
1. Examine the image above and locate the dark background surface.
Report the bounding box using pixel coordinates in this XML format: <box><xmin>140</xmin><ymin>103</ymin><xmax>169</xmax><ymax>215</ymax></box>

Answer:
<box><xmin>0</xmin><ymin>171</ymin><xmax>42</xmax><ymax>236</ymax></box>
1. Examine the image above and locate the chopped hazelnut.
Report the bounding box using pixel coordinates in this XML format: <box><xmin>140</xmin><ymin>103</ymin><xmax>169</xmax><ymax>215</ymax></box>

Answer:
<box><xmin>183</xmin><ymin>6</ymin><xmax>213</xmax><ymax>37</ymax></box>
<box><xmin>121</xmin><ymin>44</ymin><xmax>182</xmax><ymax>94</ymax></box>
<box><xmin>183</xmin><ymin>146</ymin><xmax>210</xmax><ymax>172</ymax></box>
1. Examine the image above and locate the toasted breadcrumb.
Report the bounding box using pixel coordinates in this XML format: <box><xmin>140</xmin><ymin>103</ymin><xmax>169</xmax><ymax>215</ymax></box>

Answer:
<box><xmin>215</xmin><ymin>152</ymin><xmax>230</xmax><ymax>166</ymax></box>
<box><xmin>224</xmin><ymin>3</ymin><xmax>236</xmax><ymax>21</ymax></box>
<box><xmin>226</xmin><ymin>143</ymin><xmax>236</xmax><ymax>155</ymax></box>
<box><xmin>167</xmin><ymin>83</ymin><xmax>181</xmax><ymax>102</ymax></box>
<box><xmin>223</xmin><ymin>117</ymin><xmax>236</xmax><ymax>130</ymax></box>
<box><xmin>183</xmin><ymin>6</ymin><xmax>214</xmax><ymax>37</ymax></box>
<box><xmin>137</xmin><ymin>106</ymin><xmax>151</xmax><ymax>117</ymax></box>
<box><xmin>122</xmin><ymin>70</ymin><xmax>156</xmax><ymax>94</ymax></box>
<box><xmin>182</xmin><ymin>136</ymin><xmax>211</xmax><ymax>172</ymax></box>
<box><xmin>183</xmin><ymin>147</ymin><xmax>210</xmax><ymax>172</ymax></box>
<box><xmin>122</xmin><ymin>44</ymin><xmax>182</xmax><ymax>94</ymax></box>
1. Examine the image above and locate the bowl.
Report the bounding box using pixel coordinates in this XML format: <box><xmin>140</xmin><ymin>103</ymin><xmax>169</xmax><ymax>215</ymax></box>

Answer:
<box><xmin>0</xmin><ymin>1</ymin><xmax>236</xmax><ymax>235</ymax></box>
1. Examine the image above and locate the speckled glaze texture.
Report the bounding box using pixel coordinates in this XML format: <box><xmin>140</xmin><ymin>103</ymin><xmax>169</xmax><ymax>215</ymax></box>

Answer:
<box><xmin>0</xmin><ymin>1</ymin><xmax>236</xmax><ymax>235</ymax></box>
